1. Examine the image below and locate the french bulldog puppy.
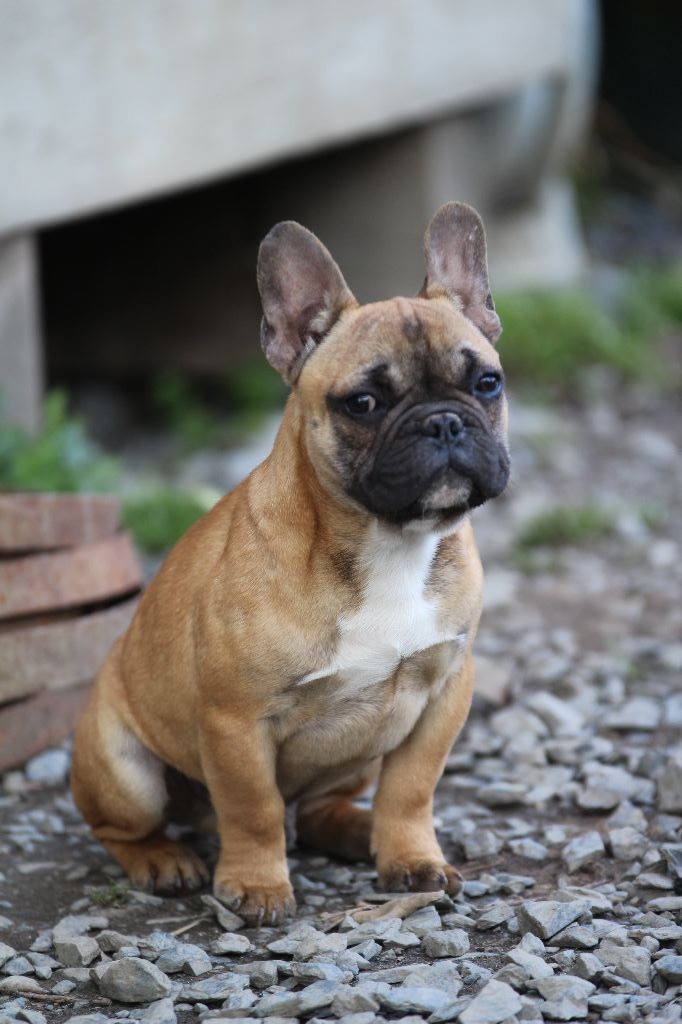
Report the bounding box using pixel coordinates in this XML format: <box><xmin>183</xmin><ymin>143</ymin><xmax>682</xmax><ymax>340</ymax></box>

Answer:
<box><xmin>71</xmin><ymin>202</ymin><xmax>510</xmax><ymax>923</ymax></box>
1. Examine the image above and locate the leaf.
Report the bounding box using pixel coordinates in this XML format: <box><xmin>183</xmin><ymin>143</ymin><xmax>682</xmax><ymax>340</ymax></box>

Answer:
<box><xmin>321</xmin><ymin>889</ymin><xmax>445</xmax><ymax>929</ymax></box>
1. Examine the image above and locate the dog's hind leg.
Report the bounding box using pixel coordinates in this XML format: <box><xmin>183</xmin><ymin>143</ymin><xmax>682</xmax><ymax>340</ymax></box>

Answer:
<box><xmin>296</xmin><ymin>767</ymin><xmax>378</xmax><ymax>862</ymax></box>
<box><xmin>71</xmin><ymin>651</ymin><xmax>209</xmax><ymax>893</ymax></box>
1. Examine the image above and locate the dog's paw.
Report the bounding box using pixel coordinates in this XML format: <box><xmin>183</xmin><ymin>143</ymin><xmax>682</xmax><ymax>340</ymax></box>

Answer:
<box><xmin>108</xmin><ymin>837</ymin><xmax>210</xmax><ymax>894</ymax></box>
<box><xmin>213</xmin><ymin>876</ymin><xmax>296</xmax><ymax>925</ymax></box>
<box><xmin>378</xmin><ymin>858</ymin><xmax>463</xmax><ymax>896</ymax></box>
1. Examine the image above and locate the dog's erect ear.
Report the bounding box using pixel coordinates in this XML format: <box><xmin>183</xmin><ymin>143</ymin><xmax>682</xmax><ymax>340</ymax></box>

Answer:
<box><xmin>420</xmin><ymin>202</ymin><xmax>501</xmax><ymax>344</ymax></box>
<box><xmin>257</xmin><ymin>222</ymin><xmax>357</xmax><ymax>383</ymax></box>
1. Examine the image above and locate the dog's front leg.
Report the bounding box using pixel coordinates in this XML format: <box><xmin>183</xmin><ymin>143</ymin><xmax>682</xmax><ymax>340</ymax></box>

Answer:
<box><xmin>199</xmin><ymin>711</ymin><xmax>294</xmax><ymax>924</ymax></box>
<box><xmin>371</xmin><ymin>653</ymin><xmax>475</xmax><ymax>895</ymax></box>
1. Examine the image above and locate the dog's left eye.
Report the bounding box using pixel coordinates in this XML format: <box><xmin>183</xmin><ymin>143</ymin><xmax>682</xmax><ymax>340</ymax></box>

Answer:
<box><xmin>345</xmin><ymin>393</ymin><xmax>377</xmax><ymax>416</ymax></box>
<box><xmin>474</xmin><ymin>372</ymin><xmax>503</xmax><ymax>399</ymax></box>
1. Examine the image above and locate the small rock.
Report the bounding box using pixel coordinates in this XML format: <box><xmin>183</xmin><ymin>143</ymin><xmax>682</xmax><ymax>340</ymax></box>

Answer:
<box><xmin>336</xmin><ymin>1014</ymin><xmax>376</xmax><ymax>1024</ymax></box>
<box><xmin>508</xmin><ymin>838</ymin><xmax>549</xmax><ymax>861</ymax></box>
<box><xmin>96</xmin><ymin>957</ymin><xmax>172</xmax><ymax>1003</ymax></box>
<box><xmin>464</xmin><ymin>830</ymin><xmax>503</xmax><ymax>860</ymax></box>
<box><xmin>518</xmin><ymin>932</ymin><xmax>546</xmax><ymax>954</ymax></box>
<box><xmin>402</xmin><ymin>905</ymin><xmax>441</xmax><ymax>936</ymax></box>
<box><xmin>656</xmin><ymin>954</ymin><xmax>682</xmax><ymax>983</ymax></box>
<box><xmin>1</xmin><ymin>955</ymin><xmax>33</xmax><ymax>976</ymax></box>
<box><xmin>181</xmin><ymin>970</ymin><xmax>248</xmax><ymax>1002</ymax></box>
<box><xmin>658</xmin><ymin>757</ymin><xmax>682</xmax><ymax>813</ymax></box>
<box><xmin>595</xmin><ymin>941</ymin><xmax>651</xmax><ymax>986</ymax></box>
<box><xmin>294</xmin><ymin>930</ymin><xmax>348</xmax><ymax>960</ymax></box>
<box><xmin>0</xmin><ymin>942</ymin><xmax>16</xmax><ymax>967</ymax></box>
<box><xmin>380</xmin><ymin>985</ymin><xmax>449</xmax><ymax>1014</ymax></box>
<box><xmin>52</xmin><ymin>979</ymin><xmax>77</xmax><ymax>994</ymax></box>
<box><xmin>459</xmin><ymin>979</ymin><xmax>522</xmax><ymax>1024</ymax></box>
<box><xmin>608</xmin><ymin>801</ymin><xmax>648</xmax><ymax>831</ymax></box>
<box><xmin>661</xmin><ymin>843</ymin><xmax>682</xmax><ymax>880</ymax></box>
<box><xmin>581</xmin><ymin>762</ymin><xmax>655</xmax><ymax>803</ymax></box>
<box><xmin>524</xmin><ymin>693</ymin><xmax>584</xmax><ymax>736</ymax></box>
<box><xmin>332</xmin><ymin>982</ymin><xmax>382</xmax><ymax>1015</ymax></box>
<box><xmin>476</xmin><ymin>904</ymin><xmax>515</xmax><ymax>930</ymax></box>
<box><xmin>637</xmin><ymin>871</ymin><xmax>674</xmax><ymax>890</ymax></box>
<box><xmin>24</xmin><ymin>748</ymin><xmax>70</xmax><ymax>785</ymax></box>
<box><xmin>210</xmin><ymin>932</ymin><xmax>253</xmax><ymax>955</ymax></box>
<box><xmin>290</xmin><ymin>962</ymin><xmax>347</xmax><ymax>983</ymax></box>
<box><xmin>532</xmin><ymin>975</ymin><xmax>595</xmax><ymax>1020</ymax></box>
<box><xmin>423</xmin><ymin>929</ymin><xmax>470</xmax><ymax>958</ymax></box>
<box><xmin>572</xmin><ymin>952</ymin><xmax>604</xmax><ymax>981</ymax></box>
<box><xmin>562</xmin><ymin>831</ymin><xmax>605</xmax><ymax>873</ymax></box>
<box><xmin>200</xmin><ymin>894</ymin><xmax>245</xmax><ymax>931</ymax></box>
<box><xmin>96</xmin><ymin>930</ymin><xmax>136</xmax><ymax>953</ymax></box>
<box><xmin>607</xmin><ymin>826</ymin><xmax>649</xmax><ymax>861</ymax></box>
<box><xmin>516</xmin><ymin>900</ymin><xmax>591</xmax><ymax>940</ymax></box>
<box><xmin>255</xmin><ymin>979</ymin><xmax>342</xmax><ymax>1017</ymax></box>
<box><xmin>490</xmin><ymin>707</ymin><xmax>548</xmax><ymax>739</ymax></box>
<box><xmin>477</xmin><ymin>783</ymin><xmax>527</xmax><ymax>807</ymax></box>
<box><xmin>16</xmin><ymin>1008</ymin><xmax>47</xmax><ymax>1024</ymax></box>
<box><xmin>139</xmin><ymin>998</ymin><xmax>177</xmax><ymax>1024</ymax></box>
<box><xmin>54</xmin><ymin>935</ymin><xmax>100</xmax><ymax>968</ymax></box>
<box><xmin>604</xmin><ymin>697</ymin><xmax>661</xmax><ymax>731</ymax></box>
<box><xmin>232</xmin><ymin>959</ymin><xmax>282</xmax><ymax>989</ymax></box>
<box><xmin>647</xmin><ymin>896</ymin><xmax>682</xmax><ymax>912</ymax></box>
<box><xmin>0</xmin><ymin>976</ymin><xmax>43</xmax><ymax>994</ymax></box>
<box><xmin>507</xmin><ymin>949</ymin><xmax>554</xmax><ymax>980</ymax></box>
<box><xmin>400</xmin><ymin>960</ymin><xmax>462</xmax><ymax>995</ymax></box>
<box><xmin>53</xmin><ymin>915</ymin><xmax>108</xmax><ymax>943</ymax></box>
<box><xmin>61</xmin><ymin>1016</ymin><xmax>111</xmax><ymax>1024</ymax></box>
<box><xmin>155</xmin><ymin>940</ymin><xmax>211</xmax><ymax>976</ymax></box>
<box><xmin>553</xmin><ymin>925</ymin><xmax>598</xmax><ymax>950</ymax></box>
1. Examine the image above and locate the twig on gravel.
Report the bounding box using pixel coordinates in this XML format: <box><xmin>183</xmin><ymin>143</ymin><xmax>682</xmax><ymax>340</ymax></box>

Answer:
<box><xmin>171</xmin><ymin>916</ymin><xmax>207</xmax><ymax>937</ymax></box>
<box><xmin>147</xmin><ymin>912</ymin><xmax>211</xmax><ymax>926</ymax></box>
<box><xmin>26</xmin><ymin>992</ymin><xmax>112</xmax><ymax>1007</ymax></box>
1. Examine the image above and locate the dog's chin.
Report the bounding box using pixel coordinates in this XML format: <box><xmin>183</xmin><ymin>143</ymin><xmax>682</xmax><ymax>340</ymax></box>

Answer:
<box><xmin>420</xmin><ymin>475</ymin><xmax>472</xmax><ymax>514</ymax></box>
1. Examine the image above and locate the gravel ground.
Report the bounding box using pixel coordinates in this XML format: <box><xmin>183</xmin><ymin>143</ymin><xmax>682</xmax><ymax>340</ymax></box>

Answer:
<box><xmin>1</xmin><ymin>383</ymin><xmax>681</xmax><ymax>1024</ymax></box>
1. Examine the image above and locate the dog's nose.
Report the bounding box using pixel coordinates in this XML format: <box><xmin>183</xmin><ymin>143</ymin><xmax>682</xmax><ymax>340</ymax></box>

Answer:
<box><xmin>419</xmin><ymin>411</ymin><xmax>464</xmax><ymax>442</ymax></box>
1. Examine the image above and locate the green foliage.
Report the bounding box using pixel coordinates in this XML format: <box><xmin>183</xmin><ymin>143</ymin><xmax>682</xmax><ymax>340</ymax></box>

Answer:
<box><xmin>227</xmin><ymin>358</ymin><xmax>288</xmax><ymax>411</ymax></box>
<box><xmin>496</xmin><ymin>266</ymin><xmax>682</xmax><ymax>393</ymax></box>
<box><xmin>87</xmin><ymin>880</ymin><xmax>130</xmax><ymax>907</ymax></box>
<box><xmin>152</xmin><ymin>364</ymin><xmax>287</xmax><ymax>452</ymax></box>
<box><xmin>0</xmin><ymin>390</ymin><xmax>119</xmax><ymax>493</ymax></box>
<box><xmin>515</xmin><ymin>504</ymin><xmax>616</xmax><ymax>551</ymax></box>
<box><xmin>151</xmin><ymin>372</ymin><xmax>222</xmax><ymax>451</ymax></box>
<box><xmin>121</xmin><ymin>485</ymin><xmax>220</xmax><ymax>553</ymax></box>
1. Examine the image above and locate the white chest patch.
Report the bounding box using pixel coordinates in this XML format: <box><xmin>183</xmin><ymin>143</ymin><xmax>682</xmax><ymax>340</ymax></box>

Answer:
<box><xmin>299</xmin><ymin>523</ymin><xmax>465</xmax><ymax>693</ymax></box>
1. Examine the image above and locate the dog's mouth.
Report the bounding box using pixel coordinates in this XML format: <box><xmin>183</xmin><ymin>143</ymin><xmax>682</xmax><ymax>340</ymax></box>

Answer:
<box><xmin>349</xmin><ymin>404</ymin><xmax>510</xmax><ymax>525</ymax></box>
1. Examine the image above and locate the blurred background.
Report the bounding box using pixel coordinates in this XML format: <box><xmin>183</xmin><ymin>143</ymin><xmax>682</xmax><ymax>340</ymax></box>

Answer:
<box><xmin>0</xmin><ymin>0</ymin><xmax>680</xmax><ymax>562</ymax></box>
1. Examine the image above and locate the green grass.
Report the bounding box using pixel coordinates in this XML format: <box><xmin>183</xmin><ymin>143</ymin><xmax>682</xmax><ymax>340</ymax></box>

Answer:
<box><xmin>121</xmin><ymin>485</ymin><xmax>220</xmax><ymax>553</ymax></box>
<box><xmin>0</xmin><ymin>390</ymin><xmax>120</xmax><ymax>493</ymax></box>
<box><xmin>88</xmin><ymin>880</ymin><xmax>130</xmax><ymax>907</ymax></box>
<box><xmin>496</xmin><ymin>265</ymin><xmax>682</xmax><ymax>394</ymax></box>
<box><xmin>515</xmin><ymin>504</ymin><xmax>616</xmax><ymax>552</ymax></box>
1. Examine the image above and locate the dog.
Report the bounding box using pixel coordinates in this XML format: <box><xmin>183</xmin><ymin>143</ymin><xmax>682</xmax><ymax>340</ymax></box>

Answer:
<box><xmin>71</xmin><ymin>202</ymin><xmax>510</xmax><ymax>924</ymax></box>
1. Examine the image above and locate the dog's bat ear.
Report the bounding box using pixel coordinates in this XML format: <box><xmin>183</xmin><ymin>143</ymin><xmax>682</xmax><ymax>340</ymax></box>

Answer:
<box><xmin>257</xmin><ymin>222</ymin><xmax>357</xmax><ymax>383</ymax></box>
<box><xmin>419</xmin><ymin>202</ymin><xmax>501</xmax><ymax>344</ymax></box>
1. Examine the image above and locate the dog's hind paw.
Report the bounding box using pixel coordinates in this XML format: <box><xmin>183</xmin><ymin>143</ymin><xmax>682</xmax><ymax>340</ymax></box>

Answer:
<box><xmin>103</xmin><ymin>836</ymin><xmax>210</xmax><ymax>894</ymax></box>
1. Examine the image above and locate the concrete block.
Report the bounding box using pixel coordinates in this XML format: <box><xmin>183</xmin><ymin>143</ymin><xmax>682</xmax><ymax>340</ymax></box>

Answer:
<box><xmin>0</xmin><ymin>233</ymin><xmax>42</xmax><ymax>431</ymax></box>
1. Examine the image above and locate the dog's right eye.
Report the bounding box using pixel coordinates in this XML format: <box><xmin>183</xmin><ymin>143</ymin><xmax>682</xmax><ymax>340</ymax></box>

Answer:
<box><xmin>345</xmin><ymin>393</ymin><xmax>377</xmax><ymax>416</ymax></box>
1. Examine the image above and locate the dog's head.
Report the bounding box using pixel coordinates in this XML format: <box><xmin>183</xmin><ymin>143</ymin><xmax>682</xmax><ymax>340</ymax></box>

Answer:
<box><xmin>257</xmin><ymin>203</ymin><xmax>510</xmax><ymax>528</ymax></box>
